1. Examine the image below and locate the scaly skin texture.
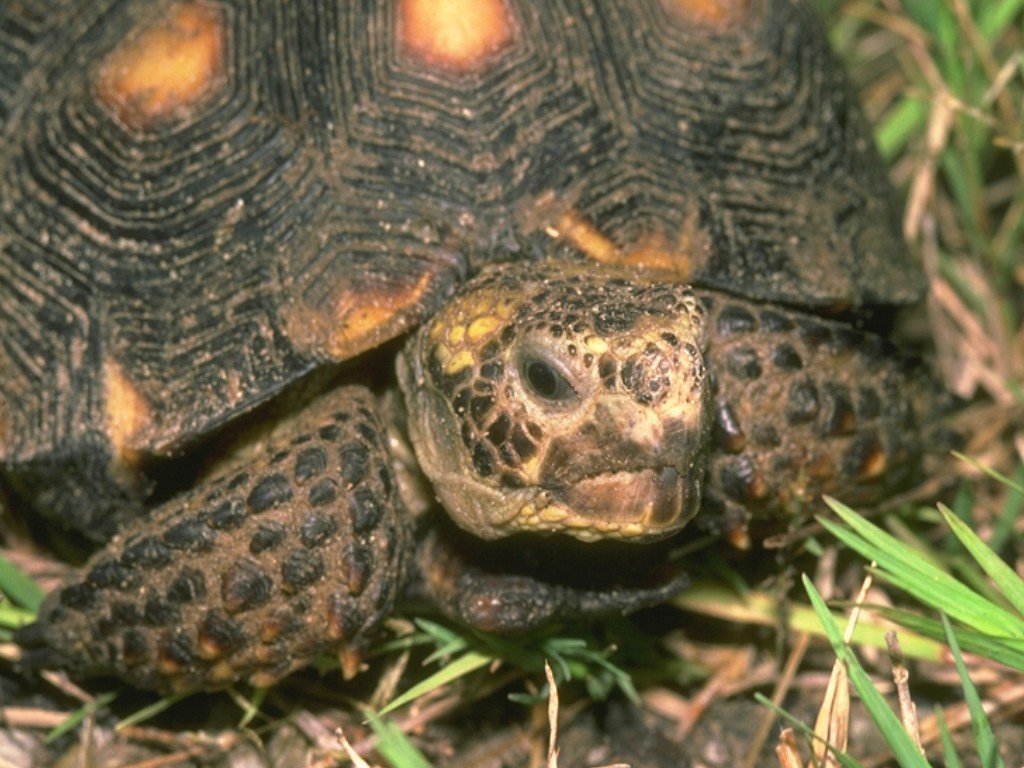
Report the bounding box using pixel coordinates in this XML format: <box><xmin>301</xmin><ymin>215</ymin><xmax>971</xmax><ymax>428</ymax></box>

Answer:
<box><xmin>698</xmin><ymin>292</ymin><xmax>946</xmax><ymax>536</ymax></box>
<box><xmin>19</xmin><ymin>388</ymin><xmax>406</xmax><ymax>693</ymax></box>
<box><xmin>400</xmin><ymin>258</ymin><xmax>710</xmax><ymax>542</ymax></box>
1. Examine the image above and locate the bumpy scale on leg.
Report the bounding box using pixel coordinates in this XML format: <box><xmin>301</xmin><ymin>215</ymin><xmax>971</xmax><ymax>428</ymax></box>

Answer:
<box><xmin>17</xmin><ymin>388</ymin><xmax>406</xmax><ymax>693</ymax></box>
<box><xmin>700</xmin><ymin>292</ymin><xmax>953</xmax><ymax>536</ymax></box>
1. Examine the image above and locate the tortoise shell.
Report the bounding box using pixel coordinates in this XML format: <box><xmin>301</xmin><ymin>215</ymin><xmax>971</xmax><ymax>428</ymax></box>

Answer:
<box><xmin>0</xmin><ymin>0</ymin><xmax>921</xmax><ymax>538</ymax></box>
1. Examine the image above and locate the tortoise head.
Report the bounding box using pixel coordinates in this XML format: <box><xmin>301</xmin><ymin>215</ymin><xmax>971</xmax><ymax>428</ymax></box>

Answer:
<box><xmin>398</xmin><ymin>258</ymin><xmax>710</xmax><ymax>542</ymax></box>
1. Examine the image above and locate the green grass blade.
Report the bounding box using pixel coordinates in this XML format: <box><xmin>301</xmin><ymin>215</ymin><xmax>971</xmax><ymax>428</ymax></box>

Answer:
<box><xmin>941</xmin><ymin>613</ymin><xmax>1006</xmax><ymax>768</ymax></box>
<box><xmin>378</xmin><ymin>650</ymin><xmax>491</xmax><ymax>717</ymax></box>
<box><xmin>116</xmin><ymin>691</ymin><xmax>188</xmax><ymax>730</ymax></box>
<box><xmin>936</xmin><ymin>706</ymin><xmax>962</xmax><ymax>768</ymax></box>
<box><xmin>803</xmin><ymin>576</ymin><xmax>932</xmax><ymax>768</ymax></box>
<box><xmin>820</xmin><ymin>501</ymin><xmax>1024</xmax><ymax>637</ymax></box>
<box><xmin>953</xmin><ymin>453</ymin><xmax>1024</xmax><ymax>494</ymax></box>
<box><xmin>938</xmin><ymin>504</ymin><xmax>1024</xmax><ymax>616</ymax></box>
<box><xmin>977</xmin><ymin>0</ymin><xmax>1024</xmax><ymax>40</ymax></box>
<box><xmin>45</xmin><ymin>691</ymin><xmax>117</xmax><ymax>744</ymax></box>
<box><xmin>858</xmin><ymin>605</ymin><xmax>1024</xmax><ymax>671</ymax></box>
<box><xmin>367</xmin><ymin>713</ymin><xmax>435</xmax><ymax>768</ymax></box>
<box><xmin>0</xmin><ymin>554</ymin><xmax>44</xmax><ymax>613</ymax></box>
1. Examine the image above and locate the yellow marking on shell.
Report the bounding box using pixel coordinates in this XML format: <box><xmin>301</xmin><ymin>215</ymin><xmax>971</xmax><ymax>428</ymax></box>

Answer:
<box><xmin>467</xmin><ymin>315</ymin><xmax>501</xmax><ymax>340</ymax></box>
<box><xmin>662</xmin><ymin>0</ymin><xmax>749</xmax><ymax>26</ymax></box>
<box><xmin>94</xmin><ymin>2</ymin><xmax>226</xmax><ymax>130</ymax></box>
<box><xmin>444</xmin><ymin>349</ymin><xmax>475</xmax><ymax>376</ymax></box>
<box><xmin>398</xmin><ymin>0</ymin><xmax>515</xmax><ymax>72</ymax></box>
<box><xmin>104</xmin><ymin>359</ymin><xmax>150</xmax><ymax>463</ymax></box>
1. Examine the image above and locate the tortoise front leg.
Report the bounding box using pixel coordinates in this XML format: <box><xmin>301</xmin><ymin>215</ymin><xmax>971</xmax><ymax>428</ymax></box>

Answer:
<box><xmin>409</xmin><ymin>518</ymin><xmax>691</xmax><ymax>634</ymax></box>
<box><xmin>17</xmin><ymin>387</ymin><xmax>408</xmax><ymax>693</ymax></box>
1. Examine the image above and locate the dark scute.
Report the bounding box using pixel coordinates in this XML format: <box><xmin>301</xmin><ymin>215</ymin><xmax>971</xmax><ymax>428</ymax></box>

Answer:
<box><xmin>480</xmin><ymin>361</ymin><xmax>503</xmax><ymax>380</ymax></box>
<box><xmin>725</xmin><ymin>347</ymin><xmax>762</xmax><ymax>380</ymax></box>
<box><xmin>822</xmin><ymin>386</ymin><xmax>857</xmax><ymax>436</ymax></box>
<box><xmin>163</xmin><ymin>518</ymin><xmax>214</xmax><ymax>552</ymax></box>
<box><xmin>339</xmin><ymin>442</ymin><xmax>370</xmax><ymax>485</ymax></box>
<box><xmin>294</xmin><ymin>446</ymin><xmax>328</xmax><ymax>483</ymax></box>
<box><xmin>246</xmin><ymin>474</ymin><xmax>294</xmax><ymax>513</ymax></box>
<box><xmin>249</xmin><ymin>521</ymin><xmax>288</xmax><ymax>554</ymax></box>
<box><xmin>221</xmin><ymin>558</ymin><xmax>274</xmax><ymax>614</ymax></box>
<box><xmin>771</xmin><ymin>343</ymin><xmax>803</xmax><ymax>371</ymax></box>
<box><xmin>719</xmin><ymin>456</ymin><xmax>766</xmax><ymax>502</ymax></box>
<box><xmin>167</xmin><ymin>568</ymin><xmax>207</xmax><ymax>603</ymax></box>
<box><xmin>59</xmin><ymin>583</ymin><xmax>97</xmax><ymax>609</ymax></box>
<box><xmin>199</xmin><ymin>609</ymin><xmax>246</xmax><ymax>654</ymax></box>
<box><xmin>300</xmin><ymin>512</ymin><xmax>338</xmax><ymax>548</ymax></box>
<box><xmin>87</xmin><ymin>558</ymin><xmax>136</xmax><ymax>590</ymax></box>
<box><xmin>158</xmin><ymin>629</ymin><xmax>196</xmax><ymax>667</ymax></box>
<box><xmin>472</xmin><ymin>442</ymin><xmax>496</xmax><ymax>477</ymax></box>
<box><xmin>486</xmin><ymin>413</ymin><xmax>511</xmax><ymax>446</ymax></box>
<box><xmin>318</xmin><ymin>425</ymin><xmax>342</xmax><ymax>442</ymax></box>
<box><xmin>751</xmin><ymin>423</ymin><xmax>781</xmax><ymax>447</ymax></box>
<box><xmin>713</xmin><ymin>400</ymin><xmax>746</xmax><ymax>453</ymax></box>
<box><xmin>716</xmin><ymin>305</ymin><xmax>757</xmax><ymax>335</ymax></box>
<box><xmin>121</xmin><ymin>629</ymin><xmax>150</xmax><ymax>666</ymax></box>
<box><xmin>350</xmin><ymin>487</ymin><xmax>383</xmax><ymax>533</ymax></box>
<box><xmin>470</xmin><ymin>395</ymin><xmax>494</xmax><ymax>426</ymax></box>
<box><xmin>206</xmin><ymin>499</ymin><xmax>246</xmax><ymax>530</ymax></box>
<box><xmin>121</xmin><ymin>537</ymin><xmax>173</xmax><ymax>569</ymax></box>
<box><xmin>786</xmin><ymin>381</ymin><xmax>820</xmax><ymax>424</ymax></box>
<box><xmin>309</xmin><ymin>478</ymin><xmax>339</xmax><ymax>507</ymax></box>
<box><xmin>110</xmin><ymin>601</ymin><xmax>142</xmax><ymax>625</ymax></box>
<box><xmin>281</xmin><ymin>550</ymin><xmax>325</xmax><ymax>590</ymax></box>
<box><xmin>143</xmin><ymin>596</ymin><xmax>181</xmax><ymax>626</ymax></box>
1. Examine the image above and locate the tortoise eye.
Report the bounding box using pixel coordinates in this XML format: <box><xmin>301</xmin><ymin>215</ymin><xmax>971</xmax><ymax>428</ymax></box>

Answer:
<box><xmin>522</xmin><ymin>357</ymin><xmax>576</xmax><ymax>403</ymax></box>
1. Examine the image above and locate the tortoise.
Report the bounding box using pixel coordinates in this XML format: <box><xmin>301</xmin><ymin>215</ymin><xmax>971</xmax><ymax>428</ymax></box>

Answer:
<box><xmin>1</xmin><ymin>0</ymin><xmax>948</xmax><ymax>693</ymax></box>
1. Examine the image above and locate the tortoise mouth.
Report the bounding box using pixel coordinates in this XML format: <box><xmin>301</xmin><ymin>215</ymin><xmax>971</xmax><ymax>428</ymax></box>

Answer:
<box><xmin>542</xmin><ymin>465</ymin><xmax>691</xmax><ymax>540</ymax></box>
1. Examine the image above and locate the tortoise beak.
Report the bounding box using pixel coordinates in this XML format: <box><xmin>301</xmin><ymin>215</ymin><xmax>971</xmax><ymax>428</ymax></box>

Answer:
<box><xmin>543</xmin><ymin>465</ymin><xmax>692</xmax><ymax>540</ymax></box>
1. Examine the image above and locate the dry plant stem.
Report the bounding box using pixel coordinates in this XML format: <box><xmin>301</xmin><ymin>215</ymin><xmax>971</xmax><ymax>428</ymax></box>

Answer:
<box><xmin>545</xmin><ymin>661</ymin><xmax>560</xmax><ymax>768</ymax></box>
<box><xmin>808</xmin><ymin>572</ymin><xmax>877</xmax><ymax>768</ymax></box>
<box><xmin>861</xmin><ymin>680</ymin><xmax>1024</xmax><ymax>768</ymax></box>
<box><xmin>885</xmin><ymin>631</ymin><xmax>924</xmax><ymax>753</ymax></box>
<box><xmin>741</xmin><ymin>633</ymin><xmax>811</xmax><ymax>768</ymax></box>
<box><xmin>335</xmin><ymin>728</ymin><xmax>374</xmax><ymax>768</ymax></box>
<box><xmin>775</xmin><ymin>728</ymin><xmax>803</xmax><ymax>768</ymax></box>
<box><xmin>0</xmin><ymin>706</ymin><xmax>72</xmax><ymax>729</ymax></box>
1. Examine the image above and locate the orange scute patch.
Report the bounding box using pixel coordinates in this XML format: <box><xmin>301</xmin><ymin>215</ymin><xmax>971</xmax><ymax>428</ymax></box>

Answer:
<box><xmin>540</xmin><ymin>205</ymin><xmax>701</xmax><ymax>282</ymax></box>
<box><xmin>398</xmin><ymin>0</ymin><xmax>515</xmax><ymax>72</ymax></box>
<box><xmin>662</xmin><ymin>0</ymin><xmax>750</xmax><ymax>27</ymax></box>
<box><xmin>104</xmin><ymin>359</ymin><xmax>151</xmax><ymax>462</ymax></box>
<box><xmin>284</xmin><ymin>270</ymin><xmax>439</xmax><ymax>363</ymax></box>
<box><xmin>95</xmin><ymin>2</ymin><xmax>227</xmax><ymax>130</ymax></box>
